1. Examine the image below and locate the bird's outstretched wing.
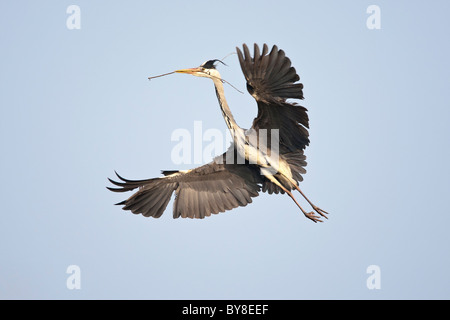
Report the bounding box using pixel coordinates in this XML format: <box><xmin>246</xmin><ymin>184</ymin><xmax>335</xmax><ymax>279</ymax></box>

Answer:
<box><xmin>236</xmin><ymin>43</ymin><xmax>310</xmax><ymax>152</ymax></box>
<box><xmin>107</xmin><ymin>147</ymin><xmax>263</xmax><ymax>219</ymax></box>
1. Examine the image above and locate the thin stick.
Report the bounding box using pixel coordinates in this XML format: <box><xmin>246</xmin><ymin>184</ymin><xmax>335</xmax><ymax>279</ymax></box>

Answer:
<box><xmin>148</xmin><ymin>70</ymin><xmax>244</xmax><ymax>95</ymax></box>
<box><xmin>210</xmin><ymin>75</ymin><xmax>244</xmax><ymax>94</ymax></box>
<box><xmin>148</xmin><ymin>71</ymin><xmax>175</xmax><ymax>80</ymax></box>
<box><xmin>222</xmin><ymin>78</ymin><xmax>244</xmax><ymax>94</ymax></box>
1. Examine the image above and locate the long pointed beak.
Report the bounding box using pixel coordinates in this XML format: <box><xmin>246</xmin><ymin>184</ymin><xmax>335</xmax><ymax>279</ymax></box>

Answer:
<box><xmin>175</xmin><ymin>67</ymin><xmax>201</xmax><ymax>74</ymax></box>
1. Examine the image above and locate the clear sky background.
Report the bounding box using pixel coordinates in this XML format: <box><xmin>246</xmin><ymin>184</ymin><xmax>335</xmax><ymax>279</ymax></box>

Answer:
<box><xmin>1</xmin><ymin>1</ymin><xmax>449</xmax><ymax>299</ymax></box>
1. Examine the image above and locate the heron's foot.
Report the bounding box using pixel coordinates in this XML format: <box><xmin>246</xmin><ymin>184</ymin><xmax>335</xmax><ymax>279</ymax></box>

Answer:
<box><xmin>304</xmin><ymin>211</ymin><xmax>323</xmax><ymax>223</ymax></box>
<box><xmin>313</xmin><ymin>206</ymin><xmax>329</xmax><ymax>219</ymax></box>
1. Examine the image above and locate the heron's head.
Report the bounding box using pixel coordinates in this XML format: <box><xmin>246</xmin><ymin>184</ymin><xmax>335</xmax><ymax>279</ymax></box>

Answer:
<box><xmin>175</xmin><ymin>59</ymin><xmax>224</xmax><ymax>79</ymax></box>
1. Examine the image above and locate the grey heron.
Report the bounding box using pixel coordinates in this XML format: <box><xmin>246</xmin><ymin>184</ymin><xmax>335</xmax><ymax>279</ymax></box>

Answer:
<box><xmin>107</xmin><ymin>43</ymin><xmax>328</xmax><ymax>222</ymax></box>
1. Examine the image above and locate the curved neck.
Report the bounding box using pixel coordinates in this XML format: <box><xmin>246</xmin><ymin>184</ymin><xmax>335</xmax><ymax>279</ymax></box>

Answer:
<box><xmin>210</xmin><ymin>76</ymin><xmax>243</xmax><ymax>139</ymax></box>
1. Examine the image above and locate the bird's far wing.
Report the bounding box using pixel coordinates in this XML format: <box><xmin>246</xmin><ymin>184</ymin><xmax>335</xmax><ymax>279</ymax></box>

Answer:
<box><xmin>236</xmin><ymin>43</ymin><xmax>310</xmax><ymax>152</ymax></box>
<box><xmin>237</xmin><ymin>43</ymin><xmax>303</xmax><ymax>104</ymax></box>
<box><xmin>107</xmin><ymin>149</ymin><xmax>262</xmax><ymax>219</ymax></box>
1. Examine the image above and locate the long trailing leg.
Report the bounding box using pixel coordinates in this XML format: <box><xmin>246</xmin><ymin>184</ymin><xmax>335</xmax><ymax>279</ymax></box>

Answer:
<box><xmin>264</xmin><ymin>174</ymin><xmax>323</xmax><ymax>223</ymax></box>
<box><xmin>292</xmin><ymin>184</ymin><xmax>329</xmax><ymax>219</ymax></box>
<box><xmin>284</xmin><ymin>187</ymin><xmax>323</xmax><ymax>223</ymax></box>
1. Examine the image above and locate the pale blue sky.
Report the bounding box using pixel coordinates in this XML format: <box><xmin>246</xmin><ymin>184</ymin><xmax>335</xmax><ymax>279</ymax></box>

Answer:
<box><xmin>1</xmin><ymin>1</ymin><xmax>449</xmax><ymax>299</ymax></box>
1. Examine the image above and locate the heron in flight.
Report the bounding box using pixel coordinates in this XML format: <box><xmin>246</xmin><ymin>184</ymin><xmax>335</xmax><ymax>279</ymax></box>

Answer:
<box><xmin>108</xmin><ymin>43</ymin><xmax>328</xmax><ymax>222</ymax></box>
